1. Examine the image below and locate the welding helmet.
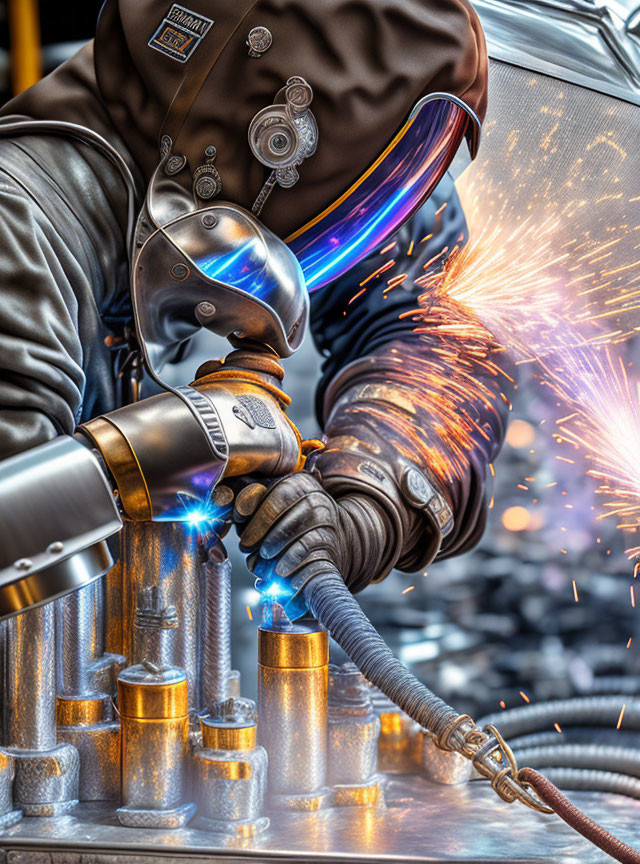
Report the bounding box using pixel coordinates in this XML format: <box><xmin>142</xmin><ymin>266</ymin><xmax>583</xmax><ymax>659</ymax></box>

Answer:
<box><xmin>131</xmin><ymin>89</ymin><xmax>479</xmax><ymax>389</ymax></box>
<box><xmin>131</xmin><ymin>140</ymin><xmax>309</xmax><ymax>389</ymax></box>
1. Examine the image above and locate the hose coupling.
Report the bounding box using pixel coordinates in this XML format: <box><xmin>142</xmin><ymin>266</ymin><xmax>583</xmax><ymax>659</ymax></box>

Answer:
<box><xmin>438</xmin><ymin>718</ymin><xmax>552</xmax><ymax>813</ymax></box>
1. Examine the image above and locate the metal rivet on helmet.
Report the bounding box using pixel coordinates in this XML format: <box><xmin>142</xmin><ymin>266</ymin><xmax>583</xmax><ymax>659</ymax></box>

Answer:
<box><xmin>246</xmin><ymin>26</ymin><xmax>273</xmax><ymax>57</ymax></box>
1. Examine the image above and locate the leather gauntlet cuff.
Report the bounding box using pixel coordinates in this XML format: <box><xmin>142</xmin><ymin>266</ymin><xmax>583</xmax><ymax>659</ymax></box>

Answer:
<box><xmin>308</xmin><ymin>416</ymin><xmax>450</xmax><ymax>577</ymax></box>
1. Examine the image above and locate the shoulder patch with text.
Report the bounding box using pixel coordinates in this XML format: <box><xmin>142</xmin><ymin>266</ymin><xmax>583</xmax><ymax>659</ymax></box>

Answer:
<box><xmin>149</xmin><ymin>4</ymin><xmax>214</xmax><ymax>63</ymax></box>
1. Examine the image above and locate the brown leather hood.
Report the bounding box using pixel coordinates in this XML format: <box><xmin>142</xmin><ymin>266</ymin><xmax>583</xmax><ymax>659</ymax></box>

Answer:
<box><xmin>2</xmin><ymin>0</ymin><xmax>487</xmax><ymax>238</ymax></box>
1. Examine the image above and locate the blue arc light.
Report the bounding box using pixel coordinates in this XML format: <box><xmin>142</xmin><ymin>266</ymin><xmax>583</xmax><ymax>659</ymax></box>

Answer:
<box><xmin>286</xmin><ymin>95</ymin><xmax>473</xmax><ymax>293</ymax></box>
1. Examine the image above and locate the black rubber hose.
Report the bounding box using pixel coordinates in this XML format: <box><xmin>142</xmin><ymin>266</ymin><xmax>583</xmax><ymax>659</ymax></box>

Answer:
<box><xmin>479</xmin><ymin>697</ymin><xmax>639</xmax><ymax>739</ymax></box>
<box><xmin>302</xmin><ymin>569</ymin><xmax>459</xmax><ymax>743</ymax></box>
<box><xmin>512</xmin><ymin>744</ymin><xmax>640</xmax><ymax>778</ymax></box>
<box><xmin>532</xmin><ymin>768</ymin><xmax>640</xmax><ymax>800</ymax></box>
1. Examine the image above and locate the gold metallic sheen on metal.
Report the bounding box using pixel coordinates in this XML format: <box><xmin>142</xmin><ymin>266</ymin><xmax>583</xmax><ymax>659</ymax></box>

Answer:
<box><xmin>118</xmin><ymin>666</ymin><xmax>190</xmax><ymax>813</ymax></box>
<box><xmin>333</xmin><ymin>779</ymin><xmax>383</xmax><ymax>807</ymax></box>
<box><xmin>79</xmin><ymin>418</ymin><xmax>152</xmax><ymax>521</ymax></box>
<box><xmin>258</xmin><ymin>622</ymin><xmax>328</xmax><ymax>800</ymax></box>
<box><xmin>56</xmin><ymin>696</ymin><xmax>108</xmax><ymax>727</ymax></box>
<box><xmin>201</xmin><ymin>721</ymin><xmax>256</xmax><ymax>751</ymax></box>
<box><xmin>377</xmin><ymin>711</ymin><xmax>416</xmax><ymax>774</ymax></box>
<box><xmin>118</xmin><ymin>679</ymin><xmax>188</xmax><ymax>720</ymax></box>
<box><xmin>258</xmin><ymin>626</ymin><xmax>328</xmax><ymax>668</ymax></box>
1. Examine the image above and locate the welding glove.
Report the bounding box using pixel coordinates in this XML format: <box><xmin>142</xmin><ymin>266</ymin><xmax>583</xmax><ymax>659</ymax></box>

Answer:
<box><xmin>77</xmin><ymin>351</ymin><xmax>304</xmax><ymax>522</ymax></box>
<box><xmin>236</xmin><ymin>336</ymin><xmax>512</xmax><ymax>593</ymax></box>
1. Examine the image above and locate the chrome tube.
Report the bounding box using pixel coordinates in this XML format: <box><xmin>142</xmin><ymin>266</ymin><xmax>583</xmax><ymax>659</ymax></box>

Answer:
<box><xmin>257</xmin><ymin>612</ymin><xmax>330</xmax><ymax>809</ymax></box>
<box><xmin>120</xmin><ymin>521</ymin><xmax>201</xmax><ymax>710</ymax></box>
<box><xmin>55</xmin><ymin>578</ymin><xmax>124</xmax><ymax>802</ymax></box>
<box><xmin>201</xmin><ymin>544</ymin><xmax>232</xmax><ymax>710</ymax></box>
<box><xmin>56</xmin><ymin>580</ymin><xmax>102</xmax><ymax>696</ymax></box>
<box><xmin>5</xmin><ymin>604</ymin><xmax>78</xmax><ymax>816</ymax></box>
<box><xmin>6</xmin><ymin>605</ymin><xmax>56</xmax><ymax>751</ymax></box>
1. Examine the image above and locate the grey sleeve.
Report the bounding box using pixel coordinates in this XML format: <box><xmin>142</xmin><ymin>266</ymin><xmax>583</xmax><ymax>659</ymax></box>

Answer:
<box><xmin>0</xmin><ymin>176</ymin><xmax>87</xmax><ymax>456</ymax></box>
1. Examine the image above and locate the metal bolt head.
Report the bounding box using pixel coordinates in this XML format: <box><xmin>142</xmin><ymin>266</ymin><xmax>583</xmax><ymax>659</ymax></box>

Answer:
<box><xmin>401</xmin><ymin>468</ymin><xmax>434</xmax><ymax>508</ymax></box>
<box><xmin>170</xmin><ymin>262</ymin><xmax>190</xmax><ymax>281</ymax></box>
<box><xmin>14</xmin><ymin>558</ymin><xmax>32</xmax><ymax>571</ymax></box>
<box><xmin>47</xmin><ymin>541</ymin><xmax>64</xmax><ymax>555</ymax></box>
<box><xmin>197</xmin><ymin>301</ymin><xmax>216</xmax><ymax>318</ymax></box>
<box><xmin>202</xmin><ymin>213</ymin><xmax>218</xmax><ymax>229</ymax></box>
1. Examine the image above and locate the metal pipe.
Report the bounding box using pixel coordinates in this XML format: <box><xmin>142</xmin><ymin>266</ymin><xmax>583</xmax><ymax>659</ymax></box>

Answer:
<box><xmin>328</xmin><ymin>663</ymin><xmax>382</xmax><ymax>806</ymax></box>
<box><xmin>55</xmin><ymin>577</ymin><xmax>123</xmax><ymax>802</ymax></box>
<box><xmin>257</xmin><ymin>610</ymin><xmax>330</xmax><ymax>809</ymax></box>
<box><xmin>6</xmin><ymin>605</ymin><xmax>56</xmax><ymax>751</ymax></box>
<box><xmin>117</xmin><ymin>661</ymin><xmax>195</xmax><ymax>828</ymax></box>
<box><xmin>5</xmin><ymin>604</ymin><xmax>79</xmax><ymax>816</ymax></box>
<box><xmin>201</xmin><ymin>543</ymin><xmax>232</xmax><ymax>711</ymax></box>
<box><xmin>56</xmin><ymin>580</ymin><xmax>102</xmax><ymax>697</ymax></box>
<box><xmin>120</xmin><ymin>521</ymin><xmax>202</xmax><ymax>710</ymax></box>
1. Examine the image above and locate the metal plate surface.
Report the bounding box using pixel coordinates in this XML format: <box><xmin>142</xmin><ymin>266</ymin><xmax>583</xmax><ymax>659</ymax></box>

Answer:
<box><xmin>0</xmin><ymin>775</ymin><xmax>638</xmax><ymax>862</ymax></box>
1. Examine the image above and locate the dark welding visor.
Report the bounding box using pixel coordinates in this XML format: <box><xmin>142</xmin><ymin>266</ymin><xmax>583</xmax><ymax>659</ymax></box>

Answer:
<box><xmin>286</xmin><ymin>93</ymin><xmax>480</xmax><ymax>293</ymax></box>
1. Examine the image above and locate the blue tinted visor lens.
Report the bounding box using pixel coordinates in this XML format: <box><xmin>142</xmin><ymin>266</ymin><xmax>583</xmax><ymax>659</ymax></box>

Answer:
<box><xmin>286</xmin><ymin>94</ymin><xmax>476</xmax><ymax>293</ymax></box>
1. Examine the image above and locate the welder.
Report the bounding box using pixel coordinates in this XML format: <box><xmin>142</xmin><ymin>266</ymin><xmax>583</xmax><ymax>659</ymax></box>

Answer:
<box><xmin>0</xmin><ymin>0</ymin><xmax>505</xmax><ymax>606</ymax></box>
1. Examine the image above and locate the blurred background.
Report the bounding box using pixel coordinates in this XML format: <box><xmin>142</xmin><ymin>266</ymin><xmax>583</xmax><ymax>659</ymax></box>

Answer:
<box><xmin>2</xmin><ymin>0</ymin><xmax>638</xmax><ymax>726</ymax></box>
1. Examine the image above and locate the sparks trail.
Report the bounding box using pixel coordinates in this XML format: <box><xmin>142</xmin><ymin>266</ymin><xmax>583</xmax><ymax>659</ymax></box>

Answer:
<box><xmin>536</xmin><ymin>343</ymin><xmax>640</xmax><ymax>549</ymax></box>
<box><xmin>402</xmin><ymin>172</ymin><xmax>640</xmax><ymax>545</ymax></box>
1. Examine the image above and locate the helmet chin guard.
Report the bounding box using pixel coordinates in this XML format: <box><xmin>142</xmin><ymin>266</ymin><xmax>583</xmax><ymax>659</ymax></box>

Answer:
<box><xmin>131</xmin><ymin>147</ymin><xmax>309</xmax><ymax>389</ymax></box>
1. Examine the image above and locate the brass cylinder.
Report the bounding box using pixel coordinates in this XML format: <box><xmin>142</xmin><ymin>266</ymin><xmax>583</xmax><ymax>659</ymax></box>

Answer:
<box><xmin>201</xmin><ymin>720</ymin><xmax>256</xmax><ymax>752</ymax></box>
<box><xmin>257</xmin><ymin>621</ymin><xmax>328</xmax><ymax>800</ymax></box>
<box><xmin>118</xmin><ymin>663</ymin><xmax>189</xmax><ymax>811</ymax></box>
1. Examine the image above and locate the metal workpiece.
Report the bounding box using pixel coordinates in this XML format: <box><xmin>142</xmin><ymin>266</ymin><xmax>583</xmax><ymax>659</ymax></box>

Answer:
<box><xmin>193</xmin><ymin>698</ymin><xmax>269</xmax><ymax>836</ymax></box>
<box><xmin>117</xmin><ymin>662</ymin><xmax>195</xmax><ymax>828</ymax></box>
<box><xmin>56</xmin><ymin>578</ymin><xmax>126</xmax><ymax>698</ymax></box>
<box><xmin>258</xmin><ymin>614</ymin><xmax>330</xmax><ymax>810</ymax></box>
<box><xmin>0</xmin><ymin>750</ymin><xmax>21</xmax><ymax>830</ymax></box>
<box><xmin>55</xmin><ymin>575</ymin><xmax>124</xmax><ymax>802</ymax></box>
<box><xmin>415</xmin><ymin>729</ymin><xmax>472</xmax><ymax>786</ymax></box>
<box><xmin>370</xmin><ymin>687</ymin><xmax>417</xmax><ymax>775</ymax></box>
<box><xmin>328</xmin><ymin>663</ymin><xmax>382</xmax><ymax>806</ymax></box>
<box><xmin>56</xmin><ymin>695</ymin><xmax>120</xmax><ymax>802</ymax></box>
<box><xmin>200</xmin><ymin>544</ymin><xmax>233</xmax><ymax>710</ymax></box>
<box><xmin>5</xmin><ymin>604</ymin><xmax>56</xmax><ymax>751</ymax></box>
<box><xmin>5</xmin><ymin>604</ymin><xmax>79</xmax><ymax>816</ymax></box>
<box><xmin>120</xmin><ymin>521</ymin><xmax>202</xmax><ymax>711</ymax></box>
<box><xmin>9</xmin><ymin>743</ymin><xmax>79</xmax><ymax>818</ymax></box>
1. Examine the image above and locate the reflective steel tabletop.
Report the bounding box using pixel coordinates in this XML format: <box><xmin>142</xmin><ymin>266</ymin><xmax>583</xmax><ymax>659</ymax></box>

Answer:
<box><xmin>0</xmin><ymin>774</ymin><xmax>638</xmax><ymax>862</ymax></box>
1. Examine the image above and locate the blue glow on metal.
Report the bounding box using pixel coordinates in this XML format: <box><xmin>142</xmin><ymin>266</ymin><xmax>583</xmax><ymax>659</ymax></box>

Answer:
<box><xmin>287</xmin><ymin>96</ymin><xmax>471</xmax><ymax>293</ymax></box>
<box><xmin>196</xmin><ymin>237</ymin><xmax>277</xmax><ymax>299</ymax></box>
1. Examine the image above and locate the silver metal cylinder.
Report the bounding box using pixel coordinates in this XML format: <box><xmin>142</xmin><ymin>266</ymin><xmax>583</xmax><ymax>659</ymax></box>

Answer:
<box><xmin>194</xmin><ymin>699</ymin><xmax>269</xmax><ymax>836</ymax></box>
<box><xmin>117</xmin><ymin>662</ymin><xmax>195</xmax><ymax>828</ymax></box>
<box><xmin>201</xmin><ymin>544</ymin><xmax>232</xmax><ymax>710</ymax></box>
<box><xmin>5</xmin><ymin>604</ymin><xmax>79</xmax><ymax>816</ymax></box>
<box><xmin>328</xmin><ymin>663</ymin><xmax>381</xmax><ymax>806</ymax></box>
<box><xmin>56</xmin><ymin>580</ymin><xmax>102</xmax><ymax>697</ymax></box>
<box><xmin>258</xmin><ymin>616</ymin><xmax>330</xmax><ymax>809</ymax></box>
<box><xmin>0</xmin><ymin>750</ymin><xmax>20</xmax><ymax>828</ymax></box>
<box><xmin>120</xmin><ymin>522</ymin><xmax>201</xmax><ymax>710</ymax></box>
<box><xmin>6</xmin><ymin>604</ymin><xmax>56</xmax><ymax>751</ymax></box>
